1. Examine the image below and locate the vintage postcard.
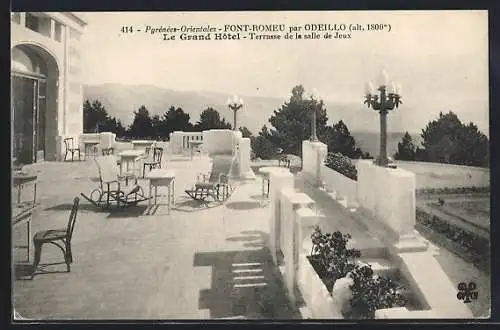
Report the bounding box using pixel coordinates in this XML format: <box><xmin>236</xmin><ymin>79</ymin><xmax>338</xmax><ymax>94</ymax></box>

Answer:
<box><xmin>11</xmin><ymin>10</ymin><xmax>490</xmax><ymax>320</ymax></box>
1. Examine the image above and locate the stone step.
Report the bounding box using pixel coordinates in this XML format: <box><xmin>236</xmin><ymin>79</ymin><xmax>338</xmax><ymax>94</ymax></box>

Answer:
<box><xmin>349</xmin><ymin>238</ymin><xmax>388</xmax><ymax>259</ymax></box>
<box><xmin>357</xmin><ymin>258</ymin><xmax>398</xmax><ymax>278</ymax></box>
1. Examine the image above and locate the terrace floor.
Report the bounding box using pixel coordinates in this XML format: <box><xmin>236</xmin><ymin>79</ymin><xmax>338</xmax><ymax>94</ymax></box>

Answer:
<box><xmin>11</xmin><ymin>153</ymin><xmax>490</xmax><ymax>319</ymax></box>
<box><xmin>12</xmin><ymin>154</ymin><xmax>301</xmax><ymax>320</ymax></box>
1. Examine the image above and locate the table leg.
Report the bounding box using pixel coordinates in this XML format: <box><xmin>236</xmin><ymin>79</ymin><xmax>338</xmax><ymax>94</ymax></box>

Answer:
<box><xmin>17</xmin><ymin>185</ymin><xmax>22</xmax><ymax>204</ymax></box>
<box><xmin>155</xmin><ymin>186</ymin><xmax>158</xmax><ymax>204</ymax></box>
<box><xmin>148</xmin><ymin>180</ymin><xmax>152</xmax><ymax>209</ymax></box>
<box><xmin>267</xmin><ymin>179</ymin><xmax>270</xmax><ymax>198</ymax></box>
<box><xmin>33</xmin><ymin>182</ymin><xmax>37</xmax><ymax>205</ymax></box>
<box><xmin>261</xmin><ymin>177</ymin><xmax>265</xmax><ymax>198</ymax></box>
<box><xmin>27</xmin><ymin>218</ymin><xmax>31</xmax><ymax>263</ymax></box>
<box><xmin>168</xmin><ymin>183</ymin><xmax>171</xmax><ymax>215</ymax></box>
<box><xmin>172</xmin><ymin>179</ymin><xmax>175</xmax><ymax>205</ymax></box>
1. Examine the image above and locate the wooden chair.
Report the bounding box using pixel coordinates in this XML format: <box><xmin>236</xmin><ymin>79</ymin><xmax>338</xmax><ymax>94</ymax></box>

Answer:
<box><xmin>32</xmin><ymin>197</ymin><xmax>80</xmax><ymax>274</ymax></box>
<box><xmin>143</xmin><ymin>147</ymin><xmax>164</xmax><ymax>178</ymax></box>
<box><xmin>80</xmin><ymin>155</ymin><xmax>150</xmax><ymax>208</ymax></box>
<box><xmin>63</xmin><ymin>137</ymin><xmax>81</xmax><ymax>162</ymax></box>
<box><xmin>185</xmin><ymin>155</ymin><xmax>234</xmax><ymax>205</ymax></box>
<box><xmin>102</xmin><ymin>148</ymin><xmax>114</xmax><ymax>156</ymax></box>
<box><xmin>278</xmin><ymin>154</ymin><xmax>291</xmax><ymax>168</ymax></box>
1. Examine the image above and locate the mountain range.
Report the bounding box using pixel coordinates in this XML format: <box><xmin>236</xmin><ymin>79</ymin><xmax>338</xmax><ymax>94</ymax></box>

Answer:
<box><xmin>83</xmin><ymin>83</ymin><xmax>425</xmax><ymax>156</ymax></box>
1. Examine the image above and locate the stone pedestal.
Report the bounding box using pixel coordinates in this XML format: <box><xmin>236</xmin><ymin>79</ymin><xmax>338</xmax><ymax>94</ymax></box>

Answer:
<box><xmin>203</xmin><ymin>129</ymin><xmax>234</xmax><ymax>156</ymax></box>
<box><xmin>357</xmin><ymin>160</ymin><xmax>417</xmax><ymax>240</ymax></box>
<box><xmin>236</xmin><ymin>137</ymin><xmax>255</xmax><ymax>180</ymax></box>
<box><xmin>269</xmin><ymin>171</ymin><xmax>294</xmax><ymax>265</ymax></box>
<box><xmin>169</xmin><ymin>131</ymin><xmax>183</xmax><ymax>154</ymax></box>
<box><xmin>278</xmin><ymin>192</ymin><xmax>315</xmax><ymax>303</ymax></box>
<box><xmin>302</xmin><ymin>140</ymin><xmax>327</xmax><ymax>186</ymax></box>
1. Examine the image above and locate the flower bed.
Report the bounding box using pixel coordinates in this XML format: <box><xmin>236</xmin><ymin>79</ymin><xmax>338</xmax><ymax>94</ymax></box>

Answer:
<box><xmin>415</xmin><ymin>208</ymin><xmax>490</xmax><ymax>273</ymax></box>
<box><xmin>416</xmin><ymin>186</ymin><xmax>490</xmax><ymax>196</ymax></box>
<box><xmin>324</xmin><ymin>152</ymin><xmax>358</xmax><ymax>181</ymax></box>
<box><xmin>307</xmin><ymin>227</ymin><xmax>408</xmax><ymax>319</ymax></box>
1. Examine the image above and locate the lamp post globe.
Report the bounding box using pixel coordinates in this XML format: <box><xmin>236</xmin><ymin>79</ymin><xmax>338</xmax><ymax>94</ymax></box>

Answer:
<box><xmin>363</xmin><ymin>69</ymin><xmax>403</xmax><ymax>167</ymax></box>
<box><xmin>226</xmin><ymin>95</ymin><xmax>244</xmax><ymax>131</ymax></box>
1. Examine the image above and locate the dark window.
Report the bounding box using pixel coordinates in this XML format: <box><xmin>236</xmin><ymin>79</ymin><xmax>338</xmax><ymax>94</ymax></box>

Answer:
<box><xmin>54</xmin><ymin>21</ymin><xmax>62</xmax><ymax>42</ymax></box>
<box><xmin>25</xmin><ymin>13</ymin><xmax>39</xmax><ymax>32</ymax></box>
<box><xmin>11</xmin><ymin>13</ymin><xmax>21</xmax><ymax>24</ymax></box>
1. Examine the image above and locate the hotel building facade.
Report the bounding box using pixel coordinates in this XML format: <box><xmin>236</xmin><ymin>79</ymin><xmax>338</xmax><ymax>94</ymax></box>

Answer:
<box><xmin>11</xmin><ymin>12</ymin><xmax>87</xmax><ymax>164</ymax></box>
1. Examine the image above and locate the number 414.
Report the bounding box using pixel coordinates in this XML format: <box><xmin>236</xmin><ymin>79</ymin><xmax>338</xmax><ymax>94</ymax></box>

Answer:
<box><xmin>121</xmin><ymin>26</ymin><xmax>133</xmax><ymax>33</ymax></box>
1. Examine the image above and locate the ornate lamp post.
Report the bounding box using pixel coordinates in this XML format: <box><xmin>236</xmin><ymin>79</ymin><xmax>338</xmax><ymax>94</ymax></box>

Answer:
<box><xmin>309</xmin><ymin>89</ymin><xmax>321</xmax><ymax>142</ymax></box>
<box><xmin>364</xmin><ymin>70</ymin><xmax>402</xmax><ymax>167</ymax></box>
<box><xmin>226</xmin><ymin>95</ymin><xmax>244</xmax><ymax>131</ymax></box>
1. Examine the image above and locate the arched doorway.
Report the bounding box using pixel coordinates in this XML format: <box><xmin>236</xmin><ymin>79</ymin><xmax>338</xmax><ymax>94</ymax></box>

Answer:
<box><xmin>11</xmin><ymin>44</ymin><xmax>59</xmax><ymax>164</ymax></box>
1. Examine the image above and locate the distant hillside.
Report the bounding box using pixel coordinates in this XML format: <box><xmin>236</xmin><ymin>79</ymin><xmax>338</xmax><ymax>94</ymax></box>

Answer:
<box><xmin>351</xmin><ymin>131</ymin><xmax>423</xmax><ymax>158</ymax></box>
<box><xmin>83</xmin><ymin>83</ymin><xmax>416</xmax><ymax>137</ymax></box>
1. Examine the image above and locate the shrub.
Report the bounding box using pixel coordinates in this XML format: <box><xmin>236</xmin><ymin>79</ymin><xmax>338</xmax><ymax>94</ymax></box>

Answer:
<box><xmin>309</xmin><ymin>227</ymin><xmax>407</xmax><ymax>319</ymax></box>
<box><xmin>416</xmin><ymin>207</ymin><xmax>490</xmax><ymax>270</ymax></box>
<box><xmin>347</xmin><ymin>265</ymin><xmax>407</xmax><ymax>319</ymax></box>
<box><xmin>251</xmin><ymin>135</ymin><xmax>278</xmax><ymax>160</ymax></box>
<box><xmin>325</xmin><ymin>152</ymin><xmax>358</xmax><ymax>181</ymax></box>
<box><xmin>310</xmin><ymin>226</ymin><xmax>361</xmax><ymax>288</ymax></box>
<box><xmin>416</xmin><ymin>186</ymin><xmax>490</xmax><ymax>196</ymax></box>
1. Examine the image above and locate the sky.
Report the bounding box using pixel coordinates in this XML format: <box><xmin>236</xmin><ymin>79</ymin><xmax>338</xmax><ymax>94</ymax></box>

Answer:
<box><xmin>77</xmin><ymin>11</ymin><xmax>489</xmax><ymax>134</ymax></box>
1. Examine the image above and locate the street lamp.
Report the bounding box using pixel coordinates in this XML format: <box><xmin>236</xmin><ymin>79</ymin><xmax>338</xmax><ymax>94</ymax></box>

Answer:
<box><xmin>309</xmin><ymin>89</ymin><xmax>321</xmax><ymax>142</ymax></box>
<box><xmin>226</xmin><ymin>95</ymin><xmax>244</xmax><ymax>131</ymax></box>
<box><xmin>364</xmin><ymin>69</ymin><xmax>403</xmax><ymax>167</ymax></box>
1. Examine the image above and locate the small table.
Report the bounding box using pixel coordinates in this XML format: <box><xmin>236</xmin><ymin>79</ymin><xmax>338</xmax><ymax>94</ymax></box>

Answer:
<box><xmin>13</xmin><ymin>204</ymin><xmax>38</xmax><ymax>263</ymax></box>
<box><xmin>13</xmin><ymin>172</ymin><xmax>37</xmax><ymax>205</ymax></box>
<box><xmin>258</xmin><ymin>166</ymin><xmax>290</xmax><ymax>198</ymax></box>
<box><xmin>132</xmin><ymin>140</ymin><xmax>155</xmax><ymax>151</ymax></box>
<box><xmin>146</xmin><ymin>169</ymin><xmax>176</xmax><ymax>214</ymax></box>
<box><xmin>118</xmin><ymin>150</ymin><xmax>146</xmax><ymax>177</ymax></box>
<box><xmin>188</xmin><ymin>141</ymin><xmax>204</xmax><ymax>159</ymax></box>
<box><xmin>83</xmin><ymin>141</ymin><xmax>100</xmax><ymax>160</ymax></box>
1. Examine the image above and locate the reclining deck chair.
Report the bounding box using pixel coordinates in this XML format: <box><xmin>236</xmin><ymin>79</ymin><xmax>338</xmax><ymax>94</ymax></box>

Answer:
<box><xmin>185</xmin><ymin>154</ymin><xmax>235</xmax><ymax>205</ymax></box>
<box><xmin>81</xmin><ymin>155</ymin><xmax>150</xmax><ymax>208</ymax></box>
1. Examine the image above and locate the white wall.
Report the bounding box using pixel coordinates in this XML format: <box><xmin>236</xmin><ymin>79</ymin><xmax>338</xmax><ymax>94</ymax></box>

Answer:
<box><xmin>302</xmin><ymin>140</ymin><xmax>328</xmax><ymax>185</ymax></box>
<box><xmin>357</xmin><ymin>160</ymin><xmax>416</xmax><ymax>237</ymax></box>
<box><xmin>204</xmin><ymin>129</ymin><xmax>234</xmax><ymax>156</ymax></box>
<box><xmin>169</xmin><ymin>131</ymin><xmax>203</xmax><ymax>154</ymax></box>
<box><xmin>320</xmin><ymin>165</ymin><xmax>358</xmax><ymax>208</ymax></box>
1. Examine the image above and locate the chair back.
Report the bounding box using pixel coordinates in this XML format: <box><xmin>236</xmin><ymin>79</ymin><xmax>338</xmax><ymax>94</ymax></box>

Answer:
<box><xmin>208</xmin><ymin>155</ymin><xmax>233</xmax><ymax>183</ymax></box>
<box><xmin>99</xmin><ymin>132</ymin><xmax>116</xmax><ymax>150</ymax></box>
<box><xmin>66</xmin><ymin>197</ymin><xmax>80</xmax><ymax>242</ymax></box>
<box><xmin>95</xmin><ymin>155</ymin><xmax>120</xmax><ymax>184</ymax></box>
<box><xmin>152</xmin><ymin>147</ymin><xmax>163</xmax><ymax>163</ymax></box>
<box><xmin>64</xmin><ymin>137</ymin><xmax>74</xmax><ymax>150</ymax></box>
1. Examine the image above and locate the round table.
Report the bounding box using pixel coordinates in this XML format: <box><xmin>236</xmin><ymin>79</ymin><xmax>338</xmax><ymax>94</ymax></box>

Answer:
<box><xmin>258</xmin><ymin>166</ymin><xmax>290</xmax><ymax>198</ymax></box>
<box><xmin>13</xmin><ymin>172</ymin><xmax>38</xmax><ymax>205</ymax></box>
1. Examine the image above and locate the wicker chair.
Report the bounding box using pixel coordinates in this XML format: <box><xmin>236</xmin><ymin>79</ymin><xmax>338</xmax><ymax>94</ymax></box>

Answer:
<box><xmin>32</xmin><ymin>197</ymin><xmax>80</xmax><ymax>274</ymax></box>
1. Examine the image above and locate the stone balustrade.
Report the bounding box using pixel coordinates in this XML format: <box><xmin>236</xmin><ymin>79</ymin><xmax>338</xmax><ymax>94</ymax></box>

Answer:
<box><xmin>266</xmin><ymin>139</ymin><xmax>475</xmax><ymax>319</ymax></box>
<box><xmin>170</xmin><ymin>129</ymin><xmax>254</xmax><ymax>180</ymax></box>
<box><xmin>169</xmin><ymin>131</ymin><xmax>204</xmax><ymax>154</ymax></box>
<box><xmin>78</xmin><ymin>132</ymin><xmax>116</xmax><ymax>153</ymax></box>
<box><xmin>320</xmin><ymin>164</ymin><xmax>358</xmax><ymax>209</ymax></box>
